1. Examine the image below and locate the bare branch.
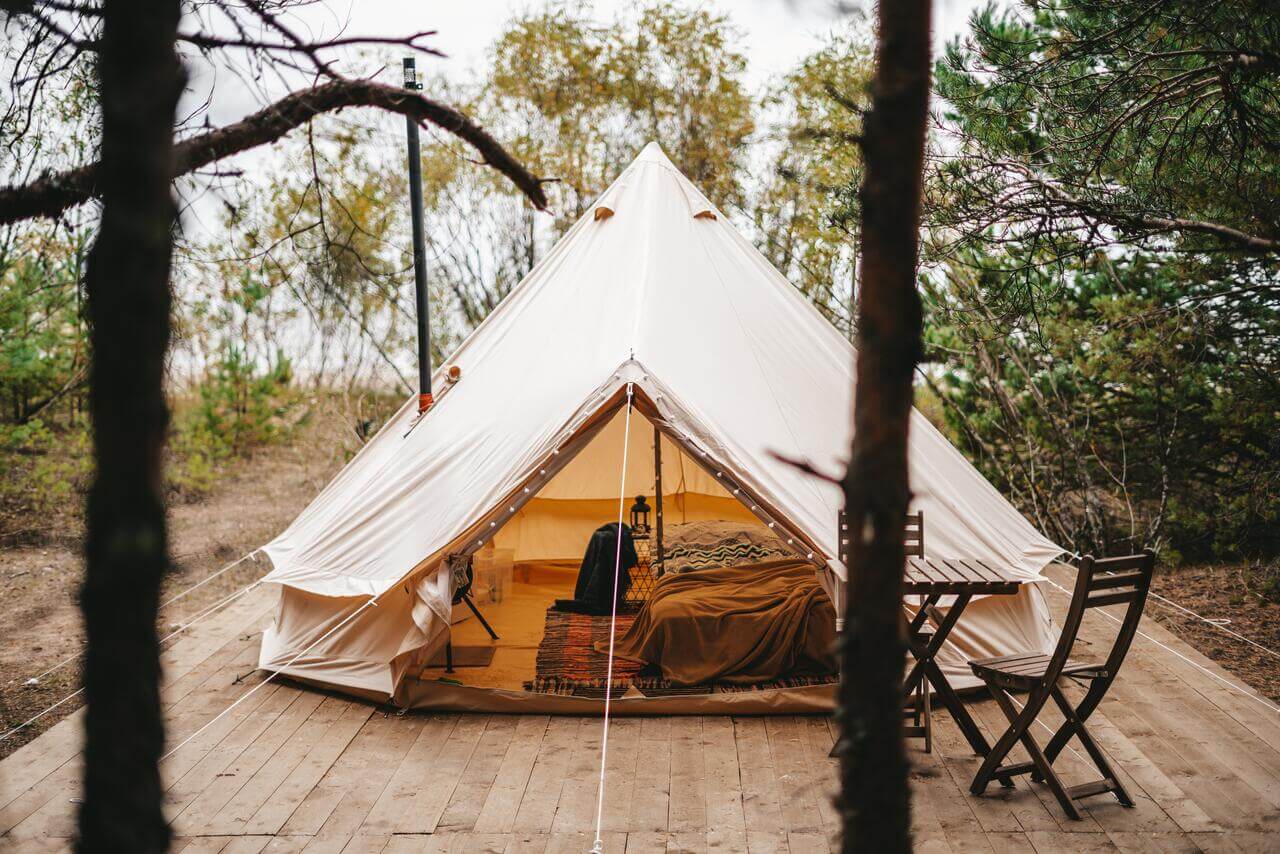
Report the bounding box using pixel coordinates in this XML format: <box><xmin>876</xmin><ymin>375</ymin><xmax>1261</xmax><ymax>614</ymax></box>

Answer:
<box><xmin>0</xmin><ymin>78</ymin><xmax>549</xmax><ymax>225</ymax></box>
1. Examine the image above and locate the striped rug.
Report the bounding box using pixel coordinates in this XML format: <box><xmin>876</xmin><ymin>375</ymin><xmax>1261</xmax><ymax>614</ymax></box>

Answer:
<box><xmin>524</xmin><ymin>607</ymin><xmax>837</xmax><ymax>697</ymax></box>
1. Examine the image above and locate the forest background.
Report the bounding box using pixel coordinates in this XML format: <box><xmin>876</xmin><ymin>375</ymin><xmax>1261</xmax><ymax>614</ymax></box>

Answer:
<box><xmin>2</xmin><ymin>0</ymin><xmax>1276</xmax><ymax>576</ymax></box>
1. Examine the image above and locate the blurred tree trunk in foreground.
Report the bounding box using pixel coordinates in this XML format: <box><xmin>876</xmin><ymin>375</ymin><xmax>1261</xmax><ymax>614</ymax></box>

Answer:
<box><xmin>837</xmin><ymin>0</ymin><xmax>932</xmax><ymax>851</ymax></box>
<box><xmin>78</xmin><ymin>0</ymin><xmax>184</xmax><ymax>849</ymax></box>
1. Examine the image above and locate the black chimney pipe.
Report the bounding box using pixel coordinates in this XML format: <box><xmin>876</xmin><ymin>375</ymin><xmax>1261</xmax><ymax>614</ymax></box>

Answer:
<box><xmin>403</xmin><ymin>56</ymin><xmax>433</xmax><ymax>412</ymax></box>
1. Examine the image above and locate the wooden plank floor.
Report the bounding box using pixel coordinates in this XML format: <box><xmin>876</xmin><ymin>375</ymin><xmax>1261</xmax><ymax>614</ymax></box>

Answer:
<box><xmin>2</xmin><ymin>564</ymin><xmax>1279</xmax><ymax>853</ymax></box>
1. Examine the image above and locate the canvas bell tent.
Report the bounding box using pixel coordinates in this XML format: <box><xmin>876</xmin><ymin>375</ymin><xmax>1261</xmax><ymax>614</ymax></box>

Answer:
<box><xmin>255</xmin><ymin>142</ymin><xmax>1064</xmax><ymax>712</ymax></box>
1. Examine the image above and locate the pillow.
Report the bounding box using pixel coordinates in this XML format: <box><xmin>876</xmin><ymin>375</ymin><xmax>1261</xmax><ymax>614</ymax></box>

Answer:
<box><xmin>660</xmin><ymin>520</ymin><xmax>795</xmax><ymax>574</ymax></box>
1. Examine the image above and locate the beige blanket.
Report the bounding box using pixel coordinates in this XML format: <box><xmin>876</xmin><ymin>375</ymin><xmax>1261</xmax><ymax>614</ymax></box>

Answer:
<box><xmin>609</xmin><ymin>559</ymin><xmax>836</xmax><ymax>686</ymax></box>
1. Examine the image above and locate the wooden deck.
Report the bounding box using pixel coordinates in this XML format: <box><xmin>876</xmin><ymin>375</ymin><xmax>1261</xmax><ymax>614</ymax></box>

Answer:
<box><xmin>2</xmin><ymin>564</ymin><xmax>1279</xmax><ymax>853</ymax></box>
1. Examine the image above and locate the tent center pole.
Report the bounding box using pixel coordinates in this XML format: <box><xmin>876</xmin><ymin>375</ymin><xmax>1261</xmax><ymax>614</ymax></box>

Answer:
<box><xmin>654</xmin><ymin>423</ymin><xmax>664</xmax><ymax>574</ymax></box>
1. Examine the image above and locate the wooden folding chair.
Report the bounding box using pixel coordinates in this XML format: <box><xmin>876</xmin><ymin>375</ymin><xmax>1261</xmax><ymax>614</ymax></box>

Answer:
<box><xmin>967</xmin><ymin>551</ymin><xmax>1155</xmax><ymax>819</ymax></box>
<box><xmin>901</xmin><ymin>512</ymin><xmax>933</xmax><ymax>752</ymax></box>
<box><xmin>832</xmin><ymin>510</ymin><xmax>933</xmax><ymax>755</ymax></box>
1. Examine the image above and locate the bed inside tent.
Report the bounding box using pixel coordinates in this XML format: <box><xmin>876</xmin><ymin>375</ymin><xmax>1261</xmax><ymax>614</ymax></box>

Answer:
<box><xmin>407</xmin><ymin>404</ymin><xmax>840</xmax><ymax>707</ymax></box>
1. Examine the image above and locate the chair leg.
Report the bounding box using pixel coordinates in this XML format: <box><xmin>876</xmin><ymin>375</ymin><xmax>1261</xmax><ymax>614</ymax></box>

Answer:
<box><xmin>1041</xmin><ymin>679</ymin><xmax>1105</xmax><ymax>768</ymax></box>
<box><xmin>970</xmin><ymin>679</ymin><xmax>1041</xmax><ymax>795</ymax></box>
<box><xmin>445</xmin><ymin>641</ymin><xmax>454</xmax><ymax>674</ymax></box>
<box><xmin>1049</xmin><ymin>684</ymin><xmax>1133</xmax><ymax>807</ymax></box>
<box><xmin>988</xmin><ymin>686</ymin><xmax>1082</xmax><ymax>820</ymax></box>
<box><xmin>922</xmin><ymin>680</ymin><xmax>932</xmax><ymax>754</ymax></box>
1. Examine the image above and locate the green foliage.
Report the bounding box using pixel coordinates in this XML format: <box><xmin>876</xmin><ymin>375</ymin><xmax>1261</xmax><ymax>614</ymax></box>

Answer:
<box><xmin>925</xmin><ymin>249</ymin><xmax>1280</xmax><ymax>559</ymax></box>
<box><xmin>933</xmin><ymin>0</ymin><xmax>1280</xmax><ymax>261</ymax></box>
<box><xmin>176</xmin><ymin>345</ymin><xmax>294</xmax><ymax>457</ymax></box>
<box><xmin>485</xmin><ymin>1</ymin><xmax>755</xmax><ymax>217</ymax></box>
<box><xmin>0</xmin><ymin>227</ymin><xmax>91</xmax><ymax>539</ymax></box>
<box><xmin>1248</xmin><ymin>562</ymin><xmax>1280</xmax><ymax>606</ymax></box>
<box><xmin>755</xmin><ymin>20</ymin><xmax>873</xmax><ymax>335</ymax></box>
<box><xmin>410</xmin><ymin>1</ymin><xmax>757</xmax><ymax>334</ymax></box>
<box><xmin>0</xmin><ymin>418</ymin><xmax>92</xmax><ymax>539</ymax></box>
<box><xmin>170</xmin><ymin>272</ymin><xmax>301</xmax><ymax>496</ymax></box>
<box><xmin>0</xmin><ymin>229</ymin><xmax>88</xmax><ymax>425</ymax></box>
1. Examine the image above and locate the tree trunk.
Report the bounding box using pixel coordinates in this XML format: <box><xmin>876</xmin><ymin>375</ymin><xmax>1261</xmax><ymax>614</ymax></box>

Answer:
<box><xmin>836</xmin><ymin>1</ymin><xmax>932</xmax><ymax>852</ymax></box>
<box><xmin>77</xmin><ymin>0</ymin><xmax>184</xmax><ymax>850</ymax></box>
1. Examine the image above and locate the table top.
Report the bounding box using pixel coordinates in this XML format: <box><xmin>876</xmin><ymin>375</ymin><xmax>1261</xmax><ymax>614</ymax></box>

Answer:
<box><xmin>903</xmin><ymin>557</ymin><xmax>1022</xmax><ymax>596</ymax></box>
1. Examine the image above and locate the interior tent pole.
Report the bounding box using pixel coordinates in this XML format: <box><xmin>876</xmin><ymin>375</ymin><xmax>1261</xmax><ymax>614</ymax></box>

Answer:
<box><xmin>654</xmin><ymin>424</ymin><xmax>664</xmax><ymax>574</ymax></box>
<box><xmin>403</xmin><ymin>56</ymin><xmax>433</xmax><ymax>413</ymax></box>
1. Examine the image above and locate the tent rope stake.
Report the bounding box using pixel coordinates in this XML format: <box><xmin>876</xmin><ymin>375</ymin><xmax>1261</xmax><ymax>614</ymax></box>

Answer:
<box><xmin>591</xmin><ymin>382</ymin><xmax>634</xmax><ymax>854</ymax></box>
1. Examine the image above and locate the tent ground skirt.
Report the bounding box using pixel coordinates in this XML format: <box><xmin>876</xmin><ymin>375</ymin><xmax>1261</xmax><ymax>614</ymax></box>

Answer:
<box><xmin>401</xmin><ymin>678</ymin><xmax>836</xmax><ymax>715</ymax></box>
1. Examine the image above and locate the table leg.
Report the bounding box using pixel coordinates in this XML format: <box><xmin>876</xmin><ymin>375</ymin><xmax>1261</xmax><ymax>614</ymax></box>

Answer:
<box><xmin>905</xmin><ymin>594</ymin><xmax>994</xmax><ymax>757</ymax></box>
<box><xmin>908</xmin><ymin>594</ymin><xmax>940</xmax><ymax>635</ymax></box>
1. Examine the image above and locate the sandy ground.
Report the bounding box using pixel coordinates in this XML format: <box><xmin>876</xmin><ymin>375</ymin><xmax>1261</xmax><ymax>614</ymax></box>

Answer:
<box><xmin>0</xmin><ymin>397</ymin><xmax>364</xmax><ymax>758</ymax></box>
<box><xmin>1147</xmin><ymin>562</ymin><xmax>1280</xmax><ymax>703</ymax></box>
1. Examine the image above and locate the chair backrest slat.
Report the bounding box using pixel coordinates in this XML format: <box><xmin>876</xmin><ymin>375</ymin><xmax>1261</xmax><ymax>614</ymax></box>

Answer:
<box><xmin>837</xmin><ymin>509</ymin><xmax>925</xmax><ymax>562</ymax></box>
<box><xmin>904</xmin><ymin>510</ymin><xmax>924</xmax><ymax>558</ymax></box>
<box><xmin>1085</xmin><ymin>589</ymin><xmax>1141</xmax><ymax>609</ymax></box>
<box><xmin>1042</xmin><ymin>550</ymin><xmax>1155</xmax><ymax>693</ymax></box>
<box><xmin>1089</xmin><ymin>570</ymin><xmax>1146</xmax><ymax>590</ymax></box>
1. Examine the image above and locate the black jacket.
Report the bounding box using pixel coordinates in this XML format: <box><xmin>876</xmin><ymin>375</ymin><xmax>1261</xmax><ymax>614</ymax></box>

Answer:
<box><xmin>559</xmin><ymin>522</ymin><xmax>638</xmax><ymax>615</ymax></box>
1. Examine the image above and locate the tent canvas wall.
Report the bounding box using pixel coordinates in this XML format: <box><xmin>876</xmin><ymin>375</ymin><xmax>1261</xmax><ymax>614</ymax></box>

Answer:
<box><xmin>255</xmin><ymin>142</ymin><xmax>1064</xmax><ymax>711</ymax></box>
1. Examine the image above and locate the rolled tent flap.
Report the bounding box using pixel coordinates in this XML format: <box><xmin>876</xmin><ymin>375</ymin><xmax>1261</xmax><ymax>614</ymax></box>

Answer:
<box><xmin>258</xmin><ymin>583</ymin><xmax>430</xmax><ymax>698</ymax></box>
<box><xmin>253</xmin><ymin>141</ymin><xmax>1065</xmax><ymax>704</ymax></box>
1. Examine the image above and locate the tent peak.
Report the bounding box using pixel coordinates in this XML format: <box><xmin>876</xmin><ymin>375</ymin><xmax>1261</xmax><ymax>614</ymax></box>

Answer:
<box><xmin>634</xmin><ymin>140</ymin><xmax>672</xmax><ymax>164</ymax></box>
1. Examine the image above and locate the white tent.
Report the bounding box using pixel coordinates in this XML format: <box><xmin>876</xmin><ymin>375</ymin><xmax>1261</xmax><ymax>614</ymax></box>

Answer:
<box><xmin>256</xmin><ymin>142</ymin><xmax>1063</xmax><ymax>711</ymax></box>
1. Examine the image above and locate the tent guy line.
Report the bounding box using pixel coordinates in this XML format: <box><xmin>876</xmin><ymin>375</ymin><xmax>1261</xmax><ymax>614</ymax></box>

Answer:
<box><xmin>0</xmin><ymin>576</ymin><xmax>264</xmax><ymax>742</ymax></box>
<box><xmin>591</xmin><ymin>382</ymin><xmax>635</xmax><ymax>854</ymax></box>
<box><xmin>1145</xmin><ymin>588</ymin><xmax>1280</xmax><ymax>661</ymax></box>
<box><xmin>4</xmin><ymin>549</ymin><xmax>263</xmax><ymax>690</ymax></box>
<box><xmin>160</xmin><ymin>591</ymin><xmax>381</xmax><ymax>762</ymax></box>
<box><xmin>1041</xmin><ymin>577</ymin><xmax>1280</xmax><ymax>716</ymax></box>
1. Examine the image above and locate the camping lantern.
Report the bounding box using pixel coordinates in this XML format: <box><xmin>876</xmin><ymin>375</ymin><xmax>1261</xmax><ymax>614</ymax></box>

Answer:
<box><xmin>630</xmin><ymin>495</ymin><xmax>651</xmax><ymax>535</ymax></box>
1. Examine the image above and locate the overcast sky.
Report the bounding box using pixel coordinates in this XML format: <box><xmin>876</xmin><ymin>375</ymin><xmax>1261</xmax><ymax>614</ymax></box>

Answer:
<box><xmin>343</xmin><ymin>0</ymin><xmax>987</xmax><ymax>87</ymax></box>
<box><xmin>193</xmin><ymin>0</ymin><xmax>989</xmax><ymax>128</ymax></box>
<box><xmin>180</xmin><ymin>0</ymin><xmax>991</xmax><ymax>234</ymax></box>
